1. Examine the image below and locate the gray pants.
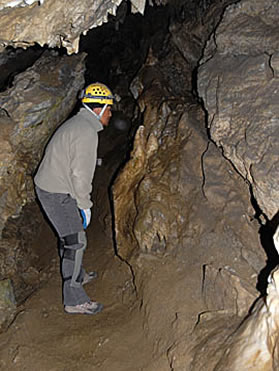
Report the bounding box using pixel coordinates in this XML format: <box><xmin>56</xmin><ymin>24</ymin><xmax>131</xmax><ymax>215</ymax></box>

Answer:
<box><xmin>35</xmin><ymin>186</ymin><xmax>90</xmax><ymax>306</ymax></box>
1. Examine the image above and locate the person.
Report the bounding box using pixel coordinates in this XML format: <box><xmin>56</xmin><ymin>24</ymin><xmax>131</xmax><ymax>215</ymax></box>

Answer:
<box><xmin>34</xmin><ymin>82</ymin><xmax>114</xmax><ymax>315</ymax></box>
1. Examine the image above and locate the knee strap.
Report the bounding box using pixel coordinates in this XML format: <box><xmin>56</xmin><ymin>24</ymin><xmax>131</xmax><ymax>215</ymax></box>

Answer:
<box><xmin>63</xmin><ymin>248</ymin><xmax>83</xmax><ymax>282</ymax></box>
<box><xmin>61</xmin><ymin>232</ymin><xmax>82</xmax><ymax>251</ymax></box>
<box><xmin>63</xmin><ymin>233</ymin><xmax>79</xmax><ymax>246</ymax></box>
<box><xmin>62</xmin><ymin>231</ymin><xmax>87</xmax><ymax>288</ymax></box>
<box><xmin>62</xmin><ymin>232</ymin><xmax>85</xmax><ymax>260</ymax></box>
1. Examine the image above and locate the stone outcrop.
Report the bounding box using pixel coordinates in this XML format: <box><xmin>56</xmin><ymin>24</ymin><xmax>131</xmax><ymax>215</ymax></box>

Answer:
<box><xmin>0</xmin><ymin>47</ymin><xmax>43</xmax><ymax>90</ymax></box>
<box><xmin>214</xmin><ymin>265</ymin><xmax>279</xmax><ymax>371</ymax></box>
<box><xmin>198</xmin><ymin>0</ymin><xmax>279</xmax><ymax>221</ymax></box>
<box><xmin>113</xmin><ymin>18</ymin><xmax>265</xmax><ymax>362</ymax></box>
<box><xmin>0</xmin><ymin>0</ymin><xmax>277</xmax><ymax>367</ymax></box>
<box><xmin>0</xmin><ymin>0</ymin><xmax>148</xmax><ymax>54</ymax></box>
<box><xmin>175</xmin><ymin>264</ymin><xmax>279</xmax><ymax>371</ymax></box>
<box><xmin>0</xmin><ymin>279</ymin><xmax>16</xmax><ymax>332</ymax></box>
<box><xmin>162</xmin><ymin>1</ymin><xmax>279</xmax><ymax>368</ymax></box>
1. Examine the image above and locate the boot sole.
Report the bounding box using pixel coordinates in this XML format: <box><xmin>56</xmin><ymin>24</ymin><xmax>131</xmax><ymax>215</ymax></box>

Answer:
<box><xmin>64</xmin><ymin>303</ymin><xmax>103</xmax><ymax>315</ymax></box>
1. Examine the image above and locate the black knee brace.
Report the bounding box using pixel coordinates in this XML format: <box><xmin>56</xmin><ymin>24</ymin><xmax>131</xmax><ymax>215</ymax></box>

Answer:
<box><xmin>63</xmin><ymin>233</ymin><xmax>79</xmax><ymax>246</ymax></box>
<box><xmin>61</xmin><ymin>232</ymin><xmax>84</xmax><ymax>283</ymax></box>
<box><xmin>60</xmin><ymin>233</ymin><xmax>80</xmax><ymax>260</ymax></box>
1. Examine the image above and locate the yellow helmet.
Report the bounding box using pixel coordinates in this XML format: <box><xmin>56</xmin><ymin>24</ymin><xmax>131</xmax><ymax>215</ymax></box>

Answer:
<box><xmin>80</xmin><ymin>82</ymin><xmax>114</xmax><ymax>105</ymax></box>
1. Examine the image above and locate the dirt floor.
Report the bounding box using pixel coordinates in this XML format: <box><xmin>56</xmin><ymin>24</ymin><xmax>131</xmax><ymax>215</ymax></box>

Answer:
<box><xmin>0</xmin><ymin>216</ymin><xmax>156</xmax><ymax>371</ymax></box>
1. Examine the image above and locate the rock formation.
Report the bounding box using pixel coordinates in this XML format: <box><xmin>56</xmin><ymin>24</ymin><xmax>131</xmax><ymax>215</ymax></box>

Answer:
<box><xmin>0</xmin><ymin>0</ymin><xmax>148</xmax><ymax>54</ymax></box>
<box><xmin>176</xmin><ymin>264</ymin><xmax>279</xmax><ymax>371</ymax></box>
<box><xmin>0</xmin><ymin>0</ymin><xmax>278</xmax><ymax>369</ymax></box>
<box><xmin>198</xmin><ymin>0</ymin><xmax>279</xmax><ymax>221</ymax></box>
<box><xmin>0</xmin><ymin>279</ymin><xmax>16</xmax><ymax>332</ymax></box>
<box><xmin>113</xmin><ymin>5</ymin><xmax>266</xmax><ymax>363</ymax></box>
<box><xmin>114</xmin><ymin>0</ymin><xmax>279</xmax><ymax>367</ymax></box>
<box><xmin>164</xmin><ymin>0</ymin><xmax>279</xmax><ymax>368</ymax></box>
<box><xmin>214</xmin><ymin>266</ymin><xmax>279</xmax><ymax>371</ymax></box>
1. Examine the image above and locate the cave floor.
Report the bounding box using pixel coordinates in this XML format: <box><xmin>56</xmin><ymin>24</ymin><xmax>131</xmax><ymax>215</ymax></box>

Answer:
<box><xmin>0</xmin><ymin>218</ymin><xmax>156</xmax><ymax>371</ymax></box>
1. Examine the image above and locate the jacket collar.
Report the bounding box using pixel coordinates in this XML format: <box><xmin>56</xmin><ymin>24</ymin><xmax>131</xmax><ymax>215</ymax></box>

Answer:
<box><xmin>79</xmin><ymin>107</ymin><xmax>104</xmax><ymax>132</ymax></box>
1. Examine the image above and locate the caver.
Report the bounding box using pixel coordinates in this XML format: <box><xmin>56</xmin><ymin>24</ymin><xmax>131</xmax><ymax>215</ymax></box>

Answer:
<box><xmin>34</xmin><ymin>82</ymin><xmax>114</xmax><ymax>315</ymax></box>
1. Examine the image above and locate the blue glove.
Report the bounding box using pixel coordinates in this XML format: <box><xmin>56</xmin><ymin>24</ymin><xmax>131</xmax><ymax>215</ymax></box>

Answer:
<box><xmin>80</xmin><ymin>209</ymin><xmax>91</xmax><ymax>229</ymax></box>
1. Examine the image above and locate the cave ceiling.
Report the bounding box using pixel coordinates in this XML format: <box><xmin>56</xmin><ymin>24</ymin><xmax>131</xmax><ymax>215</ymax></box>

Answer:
<box><xmin>0</xmin><ymin>0</ymin><xmax>216</xmax><ymax>54</ymax></box>
<box><xmin>0</xmin><ymin>0</ymin><xmax>174</xmax><ymax>54</ymax></box>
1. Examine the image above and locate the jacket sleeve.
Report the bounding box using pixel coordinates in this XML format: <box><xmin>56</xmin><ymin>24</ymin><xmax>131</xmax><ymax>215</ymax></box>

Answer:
<box><xmin>69</xmin><ymin>128</ymin><xmax>98</xmax><ymax>209</ymax></box>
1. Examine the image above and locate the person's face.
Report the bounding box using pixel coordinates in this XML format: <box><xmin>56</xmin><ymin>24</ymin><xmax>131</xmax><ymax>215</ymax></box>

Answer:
<box><xmin>94</xmin><ymin>105</ymin><xmax>112</xmax><ymax>127</ymax></box>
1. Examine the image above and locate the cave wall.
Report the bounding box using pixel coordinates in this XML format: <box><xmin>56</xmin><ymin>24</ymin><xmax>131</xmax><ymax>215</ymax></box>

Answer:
<box><xmin>0</xmin><ymin>0</ymin><xmax>148</xmax><ymax>54</ymax></box>
<box><xmin>174</xmin><ymin>0</ymin><xmax>279</xmax><ymax>369</ymax></box>
<box><xmin>0</xmin><ymin>0</ymin><xmax>278</xmax><ymax>368</ymax></box>
<box><xmin>198</xmin><ymin>0</ymin><xmax>279</xmax><ymax>222</ymax></box>
<box><xmin>113</xmin><ymin>0</ymin><xmax>270</xmax><ymax>366</ymax></box>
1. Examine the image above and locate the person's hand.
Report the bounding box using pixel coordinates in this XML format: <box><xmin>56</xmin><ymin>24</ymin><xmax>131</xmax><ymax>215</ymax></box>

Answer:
<box><xmin>80</xmin><ymin>209</ymin><xmax>91</xmax><ymax>229</ymax></box>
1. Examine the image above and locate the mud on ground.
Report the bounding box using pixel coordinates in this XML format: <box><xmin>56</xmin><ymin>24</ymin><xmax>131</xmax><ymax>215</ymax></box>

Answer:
<box><xmin>0</xmin><ymin>217</ymin><xmax>157</xmax><ymax>371</ymax></box>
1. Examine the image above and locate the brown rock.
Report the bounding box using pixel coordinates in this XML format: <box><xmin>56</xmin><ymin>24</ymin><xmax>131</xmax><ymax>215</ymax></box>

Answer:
<box><xmin>198</xmin><ymin>0</ymin><xmax>279</xmax><ymax>220</ymax></box>
<box><xmin>113</xmin><ymin>43</ymin><xmax>265</xmax><ymax>363</ymax></box>
<box><xmin>0</xmin><ymin>0</ymin><xmax>141</xmax><ymax>54</ymax></box>
<box><xmin>0</xmin><ymin>279</ymin><xmax>16</xmax><ymax>332</ymax></box>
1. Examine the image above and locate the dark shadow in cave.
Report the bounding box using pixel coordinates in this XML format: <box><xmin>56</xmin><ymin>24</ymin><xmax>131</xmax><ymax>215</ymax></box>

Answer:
<box><xmin>0</xmin><ymin>45</ymin><xmax>45</xmax><ymax>91</ymax></box>
<box><xmin>79</xmin><ymin>2</ymin><xmax>171</xmax><ymax>89</ymax></box>
<box><xmin>0</xmin><ymin>44</ymin><xmax>69</xmax><ymax>92</ymax></box>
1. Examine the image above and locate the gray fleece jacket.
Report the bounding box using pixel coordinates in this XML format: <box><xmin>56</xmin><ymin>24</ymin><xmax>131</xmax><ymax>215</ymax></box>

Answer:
<box><xmin>34</xmin><ymin>107</ymin><xmax>103</xmax><ymax>209</ymax></box>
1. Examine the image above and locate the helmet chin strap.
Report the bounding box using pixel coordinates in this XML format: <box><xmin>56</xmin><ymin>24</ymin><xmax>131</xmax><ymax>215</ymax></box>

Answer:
<box><xmin>82</xmin><ymin>103</ymin><xmax>107</xmax><ymax>121</ymax></box>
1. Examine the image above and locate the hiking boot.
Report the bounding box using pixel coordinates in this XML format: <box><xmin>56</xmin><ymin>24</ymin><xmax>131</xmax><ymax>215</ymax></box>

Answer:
<box><xmin>82</xmin><ymin>271</ymin><xmax>98</xmax><ymax>285</ymax></box>
<box><xmin>64</xmin><ymin>301</ymin><xmax>103</xmax><ymax>315</ymax></box>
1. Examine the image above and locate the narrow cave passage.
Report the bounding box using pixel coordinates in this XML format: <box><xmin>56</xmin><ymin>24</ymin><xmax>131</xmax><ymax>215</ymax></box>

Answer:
<box><xmin>1</xmin><ymin>0</ymin><xmax>277</xmax><ymax>369</ymax></box>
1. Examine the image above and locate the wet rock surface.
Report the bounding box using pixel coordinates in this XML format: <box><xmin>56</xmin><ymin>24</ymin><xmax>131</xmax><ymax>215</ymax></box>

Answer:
<box><xmin>0</xmin><ymin>0</ymin><xmax>122</xmax><ymax>54</ymax></box>
<box><xmin>0</xmin><ymin>46</ymin><xmax>44</xmax><ymax>90</ymax></box>
<box><xmin>0</xmin><ymin>279</ymin><xmax>16</xmax><ymax>332</ymax></box>
<box><xmin>0</xmin><ymin>0</ymin><xmax>152</xmax><ymax>54</ymax></box>
<box><xmin>0</xmin><ymin>0</ymin><xmax>278</xmax><ymax>369</ymax></box>
<box><xmin>178</xmin><ymin>265</ymin><xmax>279</xmax><ymax>371</ymax></box>
<box><xmin>198</xmin><ymin>0</ymin><xmax>279</xmax><ymax>221</ymax></box>
<box><xmin>113</xmin><ymin>6</ymin><xmax>266</xmax><ymax>364</ymax></box>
